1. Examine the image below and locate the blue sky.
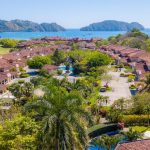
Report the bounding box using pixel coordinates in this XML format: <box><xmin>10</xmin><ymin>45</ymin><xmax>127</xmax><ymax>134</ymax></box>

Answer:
<box><xmin>0</xmin><ymin>0</ymin><xmax>150</xmax><ymax>28</ymax></box>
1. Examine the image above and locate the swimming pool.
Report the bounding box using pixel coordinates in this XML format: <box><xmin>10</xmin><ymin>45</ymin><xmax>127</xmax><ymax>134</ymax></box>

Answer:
<box><xmin>59</xmin><ymin>66</ymin><xmax>74</xmax><ymax>71</ymax></box>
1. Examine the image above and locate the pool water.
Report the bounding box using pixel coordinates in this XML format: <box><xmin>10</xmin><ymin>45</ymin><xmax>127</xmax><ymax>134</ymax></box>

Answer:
<box><xmin>88</xmin><ymin>146</ymin><xmax>105</xmax><ymax>150</ymax></box>
<box><xmin>59</xmin><ymin>66</ymin><xmax>74</xmax><ymax>71</ymax></box>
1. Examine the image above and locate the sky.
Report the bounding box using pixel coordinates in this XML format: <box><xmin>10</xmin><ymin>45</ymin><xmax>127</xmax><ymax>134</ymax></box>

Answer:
<box><xmin>0</xmin><ymin>0</ymin><xmax>150</xmax><ymax>28</ymax></box>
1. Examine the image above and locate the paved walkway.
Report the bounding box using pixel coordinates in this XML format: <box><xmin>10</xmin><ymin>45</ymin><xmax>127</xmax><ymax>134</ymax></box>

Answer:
<box><xmin>101</xmin><ymin>71</ymin><xmax>131</xmax><ymax>105</ymax></box>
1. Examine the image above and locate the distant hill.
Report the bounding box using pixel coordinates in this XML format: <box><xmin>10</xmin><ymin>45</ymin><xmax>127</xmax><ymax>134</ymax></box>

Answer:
<box><xmin>80</xmin><ymin>20</ymin><xmax>145</xmax><ymax>31</ymax></box>
<box><xmin>0</xmin><ymin>20</ymin><xmax>66</xmax><ymax>32</ymax></box>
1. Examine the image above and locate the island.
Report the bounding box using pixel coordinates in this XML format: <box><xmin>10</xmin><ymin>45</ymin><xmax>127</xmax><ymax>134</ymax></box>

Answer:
<box><xmin>80</xmin><ymin>20</ymin><xmax>145</xmax><ymax>31</ymax></box>
<box><xmin>0</xmin><ymin>19</ymin><xmax>66</xmax><ymax>32</ymax></box>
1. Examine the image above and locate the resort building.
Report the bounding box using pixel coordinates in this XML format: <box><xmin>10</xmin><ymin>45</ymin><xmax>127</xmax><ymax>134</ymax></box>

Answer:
<box><xmin>1</xmin><ymin>37</ymin><xmax>150</xmax><ymax>95</ymax></box>
<box><xmin>100</xmin><ymin>45</ymin><xmax>150</xmax><ymax>79</ymax></box>
<box><xmin>42</xmin><ymin>65</ymin><xmax>58</xmax><ymax>74</ymax></box>
<box><xmin>115</xmin><ymin>139</ymin><xmax>150</xmax><ymax>150</ymax></box>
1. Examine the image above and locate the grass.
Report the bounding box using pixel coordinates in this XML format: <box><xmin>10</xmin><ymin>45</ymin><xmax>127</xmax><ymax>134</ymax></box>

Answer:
<box><xmin>0</xmin><ymin>45</ymin><xmax>10</xmax><ymax>54</ymax></box>
<box><xmin>87</xmin><ymin>124</ymin><xmax>105</xmax><ymax>134</ymax></box>
<box><xmin>87</xmin><ymin>123</ymin><xmax>116</xmax><ymax>134</ymax></box>
<box><xmin>131</xmin><ymin>126</ymin><xmax>150</xmax><ymax>133</ymax></box>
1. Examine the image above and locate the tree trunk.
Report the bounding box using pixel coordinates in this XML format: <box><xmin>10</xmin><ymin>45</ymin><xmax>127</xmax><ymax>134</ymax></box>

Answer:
<box><xmin>55</xmin><ymin>118</ymin><xmax>60</xmax><ymax>150</ymax></box>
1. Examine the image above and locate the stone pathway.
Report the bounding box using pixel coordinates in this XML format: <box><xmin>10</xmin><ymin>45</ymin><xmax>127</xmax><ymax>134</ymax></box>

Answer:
<box><xmin>101</xmin><ymin>71</ymin><xmax>131</xmax><ymax>105</ymax></box>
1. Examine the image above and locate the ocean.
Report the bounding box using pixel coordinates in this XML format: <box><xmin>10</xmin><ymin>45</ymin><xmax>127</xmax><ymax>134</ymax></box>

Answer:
<box><xmin>0</xmin><ymin>29</ymin><xmax>150</xmax><ymax>40</ymax></box>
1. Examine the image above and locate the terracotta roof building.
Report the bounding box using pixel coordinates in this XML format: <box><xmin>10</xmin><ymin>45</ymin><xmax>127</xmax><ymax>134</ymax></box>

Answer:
<box><xmin>115</xmin><ymin>140</ymin><xmax>150</xmax><ymax>150</ymax></box>
<box><xmin>42</xmin><ymin>65</ymin><xmax>58</xmax><ymax>74</ymax></box>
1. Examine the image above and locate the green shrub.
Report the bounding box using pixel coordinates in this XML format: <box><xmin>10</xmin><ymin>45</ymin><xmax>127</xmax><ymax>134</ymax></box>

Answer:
<box><xmin>128</xmin><ymin>78</ymin><xmax>133</xmax><ymax>82</ymax></box>
<box><xmin>20</xmin><ymin>73</ymin><xmax>30</xmax><ymax>78</ymax></box>
<box><xmin>128</xmin><ymin>74</ymin><xmax>136</xmax><ymax>82</ymax></box>
<box><xmin>129</xmin><ymin>84</ymin><xmax>137</xmax><ymax>90</ymax></box>
<box><xmin>100</xmin><ymin>87</ymin><xmax>106</xmax><ymax>92</ymax></box>
<box><xmin>27</xmin><ymin>56</ymin><xmax>51</xmax><ymax>69</ymax></box>
<box><xmin>39</xmin><ymin>69</ymin><xmax>49</xmax><ymax>77</ymax></box>
<box><xmin>123</xmin><ymin>115</ymin><xmax>149</xmax><ymax>126</ymax></box>
<box><xmin>18</xmin><ymin>80</ymin><xmax>25</xmax><ymax>84</ymax></box>
<box><xmin>116</xmin><ymin>63</ymin><xmax>124</xmax><ymax>68</ymax></box>
<box><xmin>0</xmin><ymin>39</ymin><xmax>18</xmax><ymax>48</ymax></box>
<box><xmin>120</xmin><ymin>73</ymin><xmax>125</xmax><ymax>77</ymax></box>
<box><xmin>106</xmin><ymin>86</ymin><xmax>112</xmax><ymax>91</ymax></box>
<box><xmin>19</xmin><ymin>67</ymin><xmax>26</xmax><ymax>73</ymax></box>
<box><xmin>57</xmin><ymin>70</ymin><xmax>63</xmax><ymax>75</ymax></box>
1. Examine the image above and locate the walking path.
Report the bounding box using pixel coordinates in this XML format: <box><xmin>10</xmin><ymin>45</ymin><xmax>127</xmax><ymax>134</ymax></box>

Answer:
<box><xmin>101</xmin><ymin>70</ymin><xmax>131</xmax><ymax>105</ymax></box>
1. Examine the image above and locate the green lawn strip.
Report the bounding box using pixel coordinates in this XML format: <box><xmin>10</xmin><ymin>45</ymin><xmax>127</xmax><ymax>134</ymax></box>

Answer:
<box><xmin>0</xmin><ymin>45</ymin><xmax>10</xmax><ymax>54</ymax></box>
<box><xmin>131</xmin><ymin>126</ymin><xmax>150</xmax><ymax>133</ymax></box>
<box><xmin>87</xmin><ymin>124</ymin><xmax>105</xmax><ymax>134</ymax></box>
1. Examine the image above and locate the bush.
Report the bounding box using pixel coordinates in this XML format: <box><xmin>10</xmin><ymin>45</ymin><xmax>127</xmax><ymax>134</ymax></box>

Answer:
<box><xmin>39</xmin><ymin>69</ymin><xmax>49</xmax><ymax>77</ymax></box>
<box><xmin>27</xmin><ymin>56</ymin><xmax>51</xmax><ymax>69</ymax></box>
<box><xmin>123</xmin><ymin>115</ymin><xmax>149</xmax><ymax>126</ymax></box>
<box><xmin>100</xmin><ymin>87</ymin><xmax>106</xmax><ymax>92</ymax></box>
<box><xmin>129</xmin><ymin>84</ymin><xmax>137</xmax><ymax>90</ymax></box>
<box><xmin>57</xmin><ymin>70</ymin><xmax>63</xmax><ymax>75</ymax></box>
<box><xmin>116</xmin><ymin>63</ymin><xmax>124</xmax><ymax>68</ymax></box>
<box><xmin>120</xmin><ymin>73</ymin><xmax>125</xmax><ymax>77</ymax></box>
<box><xmin>111</xmin><ymin>60</ymin><xmax>116</xmax><ymax>65</ymax></box>
<box><xmin>0</xmin><ymin>39</ymin><xmax>18</xmax><ymax>48</ymax></box>
<box><xmin>20</xmin><ymin>73</ymin><xmax>30</xmax><ymax>78</ymax></box>
<box><xmin>128</xmin><ymin>78</ymin><xmax>133</xmax><ymax>82</ymax></box>
<box><xmin>18</xmin><ymin>80</ymin><xmax>25</xmax><ymax>84</ymax></box>
<box><xmin>19</xmin><ymin>67</ymin><xmax>26</xmax><ymax>73</ymax></box>
<box><xmin>128</xmin><ymin>74</ymin><xmax>136</xmax><ymax>82</ymax></box>
<box><xmin>106</xmin><ymin>86</ymin><xmax>112</xmax><ymax>91</ymax></box>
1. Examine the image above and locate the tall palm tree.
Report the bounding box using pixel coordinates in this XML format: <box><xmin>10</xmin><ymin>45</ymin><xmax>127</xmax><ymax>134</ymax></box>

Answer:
<box><xmin>25</xmin><ymin>86</ymin><xmax>92</xmax><ymax>150</ymax></box>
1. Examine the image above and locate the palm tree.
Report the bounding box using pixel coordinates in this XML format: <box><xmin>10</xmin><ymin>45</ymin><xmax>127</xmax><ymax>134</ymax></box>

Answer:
<box><xmin>113</xmin><ymin>98</ymin><xmax>125</xmax><ymax>111</ymax></box>
<box><xmin>98</xmin><ymin>95</ymin><xmax>109</xmax><ymax>106</ymax></box>
<box><xmin>22</xmin><ymin>82</ymin><xmax>34</xmax><ymax>98</ymax></box>
<box><xmin>8</xmin><ymin>82</ymin><xmax>24</xmax><ymax>101</ymax></box>
<box><xmin>122</xmin><ymin>128</ymin><xmax>142</xmax><ymax>142</ymax></box>
<box><xmin>9</xmin><ymin>82</ymin><xmax>34</xmax><ymax>105</ymax></box>
<box><xmin>91</xmin><ymin>135</ymin><xmax>120</xmax><ymax>150</ymax></box>
<box><xmin>25</xmin><ymin>86</ymin><xmax>92</xmax><ymax>150</ymax></box>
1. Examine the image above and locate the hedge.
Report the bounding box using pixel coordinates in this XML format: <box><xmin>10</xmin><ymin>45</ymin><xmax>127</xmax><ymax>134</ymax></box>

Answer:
<box><xmin>123</xmin><ymin>115</ymin><xmax>149</xmax><ymax>126</ymax></box>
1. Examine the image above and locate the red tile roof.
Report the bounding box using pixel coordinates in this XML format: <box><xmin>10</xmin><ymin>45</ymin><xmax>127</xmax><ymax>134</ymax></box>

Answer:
<box><xmin>42</xmin><ymin>65</ymin><xmax>58</xmax><ymax>72</ymax></box>
<box><xmin>116</xmin><ymin>140</ymin><xmax>150</xmax><ymax>150</ymax></box>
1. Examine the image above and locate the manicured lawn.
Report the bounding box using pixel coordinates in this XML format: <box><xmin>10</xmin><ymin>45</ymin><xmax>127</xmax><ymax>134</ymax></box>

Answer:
<box><xmin>0</xmin><ymin>45</ymin><xmax>10</xmax><ymax>54</ymax></box>
<box><xmin>87</xmin><ymin>124</ymin><xmax>105</xmax><ymax>134</ymax></box>
<box><xmin>131</xmin><ymin>126</ymin><xmax>150</xmax><ymax>133</ymax></box>
<box><xmin>87</xmin><ymin>123</ymin><xmax>116</xmax><ymax>134</ymax></box>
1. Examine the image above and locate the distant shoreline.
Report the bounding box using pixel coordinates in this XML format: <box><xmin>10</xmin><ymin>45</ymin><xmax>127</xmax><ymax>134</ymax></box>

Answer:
<box><xmin>0</xmin><ymin>29</ymin><xmax>150</xmax><ymax>40</ymax></box>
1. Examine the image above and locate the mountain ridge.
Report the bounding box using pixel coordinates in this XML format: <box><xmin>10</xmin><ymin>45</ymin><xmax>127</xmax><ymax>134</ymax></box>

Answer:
<box><xmin>80</xmin><ymin>20</ymin><xmax>145</xmax><ymax>31</ymax></box>
<box><xmin>0</xmin><ymin>19</ymin><xmax>66</xmax><ymax>32</ymax></box>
